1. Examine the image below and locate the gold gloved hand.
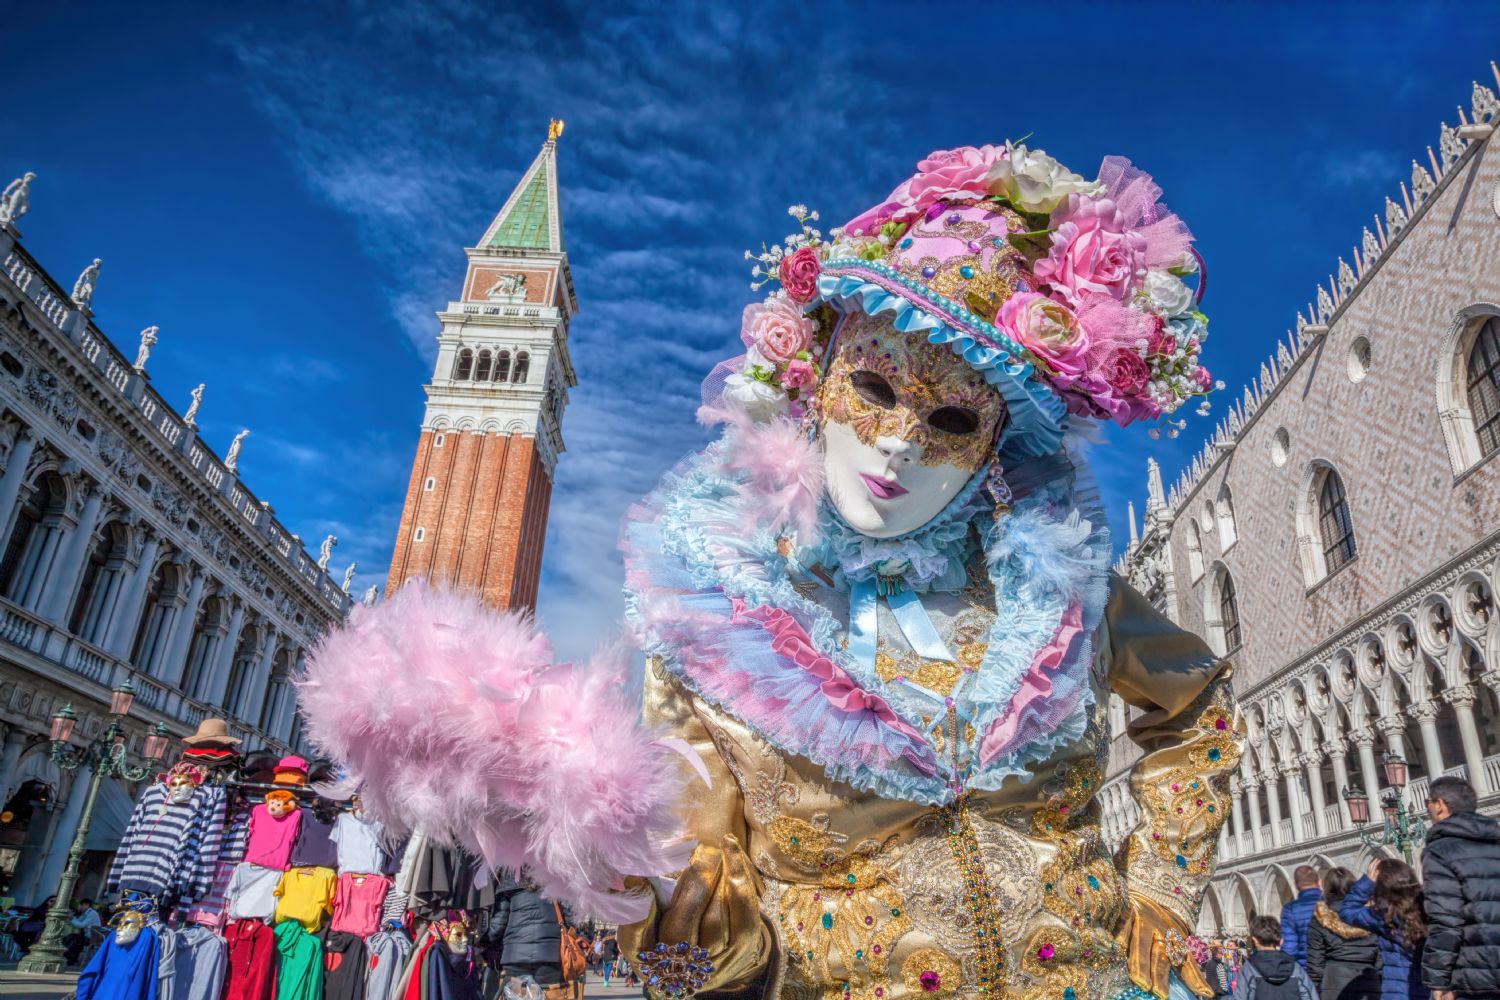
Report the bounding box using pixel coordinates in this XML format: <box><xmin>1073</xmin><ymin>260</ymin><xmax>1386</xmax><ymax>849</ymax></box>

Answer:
<box><xmin>619</xmin><ymin>834</ymin><xmax>771</xmax><ymax>995</ymax></box>
<box><xmin>1116</xmin><ymin>892</ymin><xmax>1214</xmax><ymax>1000</ymax></box>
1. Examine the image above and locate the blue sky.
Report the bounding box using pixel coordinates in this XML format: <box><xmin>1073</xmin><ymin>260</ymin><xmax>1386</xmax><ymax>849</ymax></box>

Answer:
<box><xmin>2</xmin><ymin>2</ymin><xmax>1495</xmax><ymax>659</ymax></box>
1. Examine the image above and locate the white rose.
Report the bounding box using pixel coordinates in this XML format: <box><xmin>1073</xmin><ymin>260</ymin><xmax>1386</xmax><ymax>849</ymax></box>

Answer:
<box><xmin>988</xmin><ymin>145</ymin><xmax>1103</xmax><ymax>214</ymax></box>
<box><xmin>723</xmin><ymin>371</ymin><xmax>789</xmax><ymax>423</ymax></box>
<box><xmin>1143</xmin><ymin>269</ymin><xmax>1194</xmax><ymax>318</ymax></box>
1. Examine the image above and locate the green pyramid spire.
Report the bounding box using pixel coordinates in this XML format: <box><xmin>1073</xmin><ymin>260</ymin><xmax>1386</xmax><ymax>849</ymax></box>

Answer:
<box><xmin>481</xmin><ymin>137</ymin><xmax>562</xmax><ymax>252</ymax></box>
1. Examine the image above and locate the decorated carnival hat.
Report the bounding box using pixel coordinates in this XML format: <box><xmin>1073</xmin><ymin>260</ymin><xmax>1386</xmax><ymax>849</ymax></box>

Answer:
<box><xmin>719</xmin><ymin>143</ymin><xmax>1217</xmax><ymax>457</ymax></box>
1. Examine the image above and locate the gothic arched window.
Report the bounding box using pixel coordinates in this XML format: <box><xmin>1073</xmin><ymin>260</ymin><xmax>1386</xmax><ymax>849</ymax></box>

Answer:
<box><xmin>1466</xmin><ymin>316</ymin><xmax>1500</xmax><ymax>459</ymax></box>
<box><xmin>1216</xmin><ymin>487</ymin><xmax>1238</xmax><ymax>550</ymax></box>
<box><xmin>475</xmin><ymin>350</ymin><xmax>493</xmax><ymax>382</ymax></box>
<box><xmin>1210</xmin><ymin>567</ymin><xmax>1243</xmax><ymax>655</ymax></box>
<box><xmin>1186</xmin><ymin>522</ymin><xmax>1205</xmax><ymax>582</ymax></box>
<box><xmin>453</xmin><ymin>349</ymin><xmax>473</xmax><ymax>381</ymax></box>
<box><xmin>494</xmin><ymin>351</ymin><xmax>511</xmax><ymax>382</ymax></box>
<box><xmin>512</xmin><ymin>351</ymin><xmax>530</xmax><ymax>384</ymax></box>
<box><xmin>1317</xmin><ymin>469</ymin><xmax>1356</xmax><ymax>574</ymax></box>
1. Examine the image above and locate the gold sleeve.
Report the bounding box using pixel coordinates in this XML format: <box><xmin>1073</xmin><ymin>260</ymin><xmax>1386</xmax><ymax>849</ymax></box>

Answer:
<box><xmin>1104</xmin><ymin>576</ymin><xmax>1244</xmax><ymax>999</ymax></box>
<box><xmin>619</xmin><ymin>663</ymin><xmax>773</xmax><ymax>996</ymax></box>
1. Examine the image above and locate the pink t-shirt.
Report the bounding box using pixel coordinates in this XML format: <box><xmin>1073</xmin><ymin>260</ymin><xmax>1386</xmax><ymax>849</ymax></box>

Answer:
<box><xmin>243</xmin><ymin>804</ymin><xmax>302</xmax><ymax>870</ymax></box>
<box><xmin>330</xmin><ymin>871</ymin><xmax>392</xmax><ymax>937</ymax></box>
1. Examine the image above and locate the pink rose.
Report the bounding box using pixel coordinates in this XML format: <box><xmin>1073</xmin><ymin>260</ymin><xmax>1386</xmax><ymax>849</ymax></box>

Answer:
<box><xmin>1193</xmin><ymin>366</ymin><xmax>1213</xmax><ymax>391</ymax></box>
<box><xmin>1101</xmin><ymin>349</ymin><xmax>1150</xmax><ymax>395</ymax></box>
<box><xmin>780</xmin><ymin>358</ymin><xmax>815</xmax><ymax>390</ymax></box>
<box><xmin>741</xmin><ymin>295</ymin><xmax>814</xmax><ymax>364</ymax></box>
<box><xmin>996</xmin><ymin>292</ymin><xmax>1089</xmax><ymax>377</ymax></box>
<box><xmin>778</xmin><ymin>247</ymin><xmax>821</xmax><ymax>303</ymax></box>
<box><xmin>1034</xmin><ymin>195</ymin><xmax>1146</xmax><ymax>307</ymax></box>
<box><xmin>844</xmin><ymin>145</ymin><xmax>1006</xmax><ymax>234</ymax></box>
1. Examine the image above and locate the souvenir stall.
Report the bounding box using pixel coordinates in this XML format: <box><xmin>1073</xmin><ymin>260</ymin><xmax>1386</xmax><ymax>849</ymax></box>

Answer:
<box><xmin>81</xmin><ymin>719</ymin><xmax>499</xmax><ymax>1000</ymax></box>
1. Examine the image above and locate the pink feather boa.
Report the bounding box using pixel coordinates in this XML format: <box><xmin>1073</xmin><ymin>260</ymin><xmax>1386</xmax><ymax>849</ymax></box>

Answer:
<box><xmin>699</xmin><ymin>406</ymin><xmax>825</xmax><ymax>539</ymax></box>
<box><xmin>297</xmin><ymin>583</ymin><xmax>689</xmax><ymax>921</ymax></box>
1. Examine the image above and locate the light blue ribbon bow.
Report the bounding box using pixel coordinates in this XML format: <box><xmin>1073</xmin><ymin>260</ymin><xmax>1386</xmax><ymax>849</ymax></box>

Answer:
<box><xmin>848</xmin><ymin>577</ymin><xmax>955</xmax><ymax>671</ymax></box>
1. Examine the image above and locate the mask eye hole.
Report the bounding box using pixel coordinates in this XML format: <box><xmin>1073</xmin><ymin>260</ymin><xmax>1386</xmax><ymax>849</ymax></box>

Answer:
<box><xmin>927</xmin><ymin>406</ymin><xmax>980</xmax><ymax>435</ymax></box>
<box><xmin>850</xmin><ymin>370</ymin><xmax>896</xmax><ymax>408</ymax></box>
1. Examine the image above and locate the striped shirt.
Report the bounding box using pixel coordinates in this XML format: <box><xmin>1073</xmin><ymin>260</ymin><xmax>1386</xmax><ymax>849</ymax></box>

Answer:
<box><xmin>107</xmin><ymin>783</ymin><xmax>227</xmax><ymax>900</ymax></box>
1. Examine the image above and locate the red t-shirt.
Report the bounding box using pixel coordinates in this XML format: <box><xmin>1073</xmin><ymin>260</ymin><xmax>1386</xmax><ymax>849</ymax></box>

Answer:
<box><xmin>330</xmin><ymin>872</ymin><xmax>393</xmax><ymax>938</ymax></box>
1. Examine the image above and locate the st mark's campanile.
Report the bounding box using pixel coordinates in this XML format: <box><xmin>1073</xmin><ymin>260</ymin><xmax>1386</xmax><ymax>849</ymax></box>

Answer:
<box><xmin>386</xmin><ymin>123</ymin><xmax>576</xmax><ymax>609</ymax></box>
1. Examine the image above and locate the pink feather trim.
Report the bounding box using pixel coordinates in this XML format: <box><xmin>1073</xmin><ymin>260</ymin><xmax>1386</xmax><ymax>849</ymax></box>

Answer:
<box><xmin>702</xmin><ymin>410</ymin><xmax>824</xmax><ymax>540</ymax></box>
<box><xmin>297</xmin><ymin>583</ymin><xmax>689</xmax><ymax>921</ymax></box>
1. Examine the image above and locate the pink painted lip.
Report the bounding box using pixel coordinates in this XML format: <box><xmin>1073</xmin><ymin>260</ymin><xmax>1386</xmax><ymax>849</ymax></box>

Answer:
<box><xmin>860</xmin><ymin>473</ymin><xmax>909</xmax><ymax>500</ymax></box>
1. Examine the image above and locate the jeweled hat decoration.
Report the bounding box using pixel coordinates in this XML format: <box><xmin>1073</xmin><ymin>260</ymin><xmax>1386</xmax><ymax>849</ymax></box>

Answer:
<box><xmin>711</xmin><ymin>143</ymin><xmax>1219</xmax><ymax>454</ymax></box>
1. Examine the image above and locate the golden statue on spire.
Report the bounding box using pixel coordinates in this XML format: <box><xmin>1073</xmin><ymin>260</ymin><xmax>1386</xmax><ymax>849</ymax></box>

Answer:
<box><xmin>548</xmin><ymin>118</ymin><xmax>565</xmax><ymax>142</ymax></box>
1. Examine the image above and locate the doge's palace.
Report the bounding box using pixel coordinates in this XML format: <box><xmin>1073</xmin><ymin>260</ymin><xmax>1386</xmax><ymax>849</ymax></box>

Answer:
<box><xmin>1110</xmin><ymin>62</ymin><xmax>1500</xmax><ymax>935</ymax></box>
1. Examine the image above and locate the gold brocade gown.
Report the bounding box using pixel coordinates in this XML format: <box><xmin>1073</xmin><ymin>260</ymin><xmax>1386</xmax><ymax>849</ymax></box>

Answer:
<box><xmin>622</xmin><ymin>579</ymin><xmax>1243</xmax><ymax>1000</ymax></box>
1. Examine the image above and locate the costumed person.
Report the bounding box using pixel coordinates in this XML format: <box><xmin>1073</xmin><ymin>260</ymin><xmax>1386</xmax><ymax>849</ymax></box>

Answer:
<box><xmin>75</xmin><ymin>910</ymin><xmax>161</xmax><ymax>1000</ymax></box>
<box><xmin>298</xmin><ymin>141</ymin><xmax>1244</xmax><ymax>1000</ymax></box>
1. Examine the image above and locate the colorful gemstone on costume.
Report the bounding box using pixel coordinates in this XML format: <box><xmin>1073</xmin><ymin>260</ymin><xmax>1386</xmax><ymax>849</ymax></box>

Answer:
<box><xmin>921</xmin><ymin>971</ymin><xmax>941</xmax><ymax>992</ymax></box>
<box><xmin>820</xmin><ymin>912</ymin><xmax>833</xmax><ymax>930</ymax></box>
<box><xmin>1087</xmin><ymin>875</ymin><xmax>1100</xmax><ymax>890</ymax></box>
<box><xmin>922</xmin><ymin>266</ymin><xmax>937</xmax><ymax>279</ymax></box>
<box><xmin>960</xmin><ymin>266</ymin><xmax>975</xmax><ymax>279</ymax></box>
<box><xmin>1037</xmin><ymin>943</ymin><xmax>1055</xmax><ymax>961</ymax></box>
<box><xmin>1175</xmin><ymin>854</ymin><xmax>1188</xmax><ymax>868</ymax></box>
<box><xmin>1207</xmin><ymin>748</ymin><xmax>1221</xmax><ymax>761</ymax></box>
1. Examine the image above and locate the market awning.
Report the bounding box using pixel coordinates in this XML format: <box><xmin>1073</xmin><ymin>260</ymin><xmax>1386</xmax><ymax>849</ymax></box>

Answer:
<box><xmin>84</xmin><ymin>778</ymin><xmax>136</xmax><ymax>851</ymax></box>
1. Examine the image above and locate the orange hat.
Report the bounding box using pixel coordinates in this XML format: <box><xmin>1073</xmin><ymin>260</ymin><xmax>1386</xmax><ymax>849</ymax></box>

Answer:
<box><xmin>272</xmin><ymin>755</ymin><xmax>309</xmax><ymax>786</ymax></box>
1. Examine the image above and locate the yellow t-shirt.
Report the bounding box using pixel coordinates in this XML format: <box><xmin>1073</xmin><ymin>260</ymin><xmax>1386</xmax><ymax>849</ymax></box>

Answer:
<box><xmin>273</xmin><ymin>866</ymin><xmax>336</xmax><ymax>932</ymax></box>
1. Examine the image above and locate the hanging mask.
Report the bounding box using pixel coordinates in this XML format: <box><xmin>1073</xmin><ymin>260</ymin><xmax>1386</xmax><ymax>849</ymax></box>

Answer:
<box><xmin>114</xmin><ymin>911</ymin><xmax>145</xmax><ymax>946</ymax></box>
<box><xmin>167</xmin><ymin>775</ymin><xmax>197</xmax><ymax>805</ymax></box>
<box><xmin>264</xmin><ymin>790</ymin><xmax>297</xmax><ymax>818</ymax></box>
<box><xmin>443</xmin><ymin>921</ymin><xmax>471</xmax><ymax>955</ymax></box>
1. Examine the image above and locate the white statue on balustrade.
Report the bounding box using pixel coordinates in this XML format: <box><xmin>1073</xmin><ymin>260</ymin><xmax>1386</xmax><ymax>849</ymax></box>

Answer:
<box><xmin>184</xmin><ymin>384</ymin><xmax>205</xmax><ymax>427</ymax></box>
<box><xmin>362</xmin><ymin>585</ymin><xmax>379</xmax><ymax>606</ymax></box>
<box><xmin>0</xmin><ymin>172</ymin><xmax>35</xmax><ymax>227</ymax></box>
<box><xmin>342</xmin><ymin>562</ymin><xmax>357</xmax><ymax>593</ymax></box>
<box><xmin>318</xmin><ymin>535</ymin><xmax>337</xmax><ymax>570</ymax></box>
<box><xmin>71</xmin><ymin>258</ymin><xmax>101</xmax><ymax>309</ymax></box>
<box><xmin>225</xmin><ymin>429</ymin><xmax>248</xmax><ymax>472</ymax></box>
<box><xmin>133</xmin><ymin>326</ymin><xmax>159</xmax><ymax>373</ymax></box>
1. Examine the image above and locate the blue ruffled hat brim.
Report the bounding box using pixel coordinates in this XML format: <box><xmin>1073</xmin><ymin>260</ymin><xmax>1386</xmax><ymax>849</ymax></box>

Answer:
<box><xmin>816</xmin><ymin>265</ymin><xmax>1067</xmax><ymax>461</ymax></box>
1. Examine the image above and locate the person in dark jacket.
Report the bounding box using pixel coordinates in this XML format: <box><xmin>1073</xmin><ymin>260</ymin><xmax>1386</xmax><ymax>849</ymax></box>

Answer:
<box><xmin>1282</xmin><ymin>866</ymin><xmax>1323</xmax><ymax>967</ymax></box>
<box><xmin>1339</xmin><ymin>858</ymin><xmax>1427</xmax><ymax>1000</ymax></box>
<box><xmin>486</xmin><ymin>871</ymin><xmax>569</xmax><ymax>990</ymax></box>
<box><xmin>1421</xmin><ymin>775</ymin><xmax>1500</xmax><ymax>1000</ymax></box>
<box><xmin>1234</xmin><ymin>915</ymin><xmax>1317</xmax><ymax>1000</ymax></box>
<box><xmin>1306</xmin><ymin>865</ymin><xmax>1380</xmax><ymax>1000</ymax></box>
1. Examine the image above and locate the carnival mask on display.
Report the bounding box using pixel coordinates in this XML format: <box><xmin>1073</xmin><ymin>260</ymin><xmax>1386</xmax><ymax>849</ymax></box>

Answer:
<box><xmin>442</xmin><ymin>921</ymin><xmax>470</xmax><ymax>955</ymax></box>
<box><xmin>167</xmin><ymin>776</ymin><xmax>196</xmax><ymax>804</ymax></box>
<box><xmin>816</xmin><ymin>313</ymin><xmax>1006</xmax><ymax>537</ymax></box>
<box><xmin>114</xmin><ymin>911</ymin><xmax>145</xmax><ymax>946</ymax></box>
<box><xmin>265</xmin><ymin>791</ymin><xmax>297</xmax><ymax>818</ymax></box>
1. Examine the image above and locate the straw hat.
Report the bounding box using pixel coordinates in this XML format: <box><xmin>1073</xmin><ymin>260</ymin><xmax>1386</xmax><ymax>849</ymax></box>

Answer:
<box><xmin>181</xmin><ymin>718</ymin><xmax>242</xmax><ymax>746</ymax></box>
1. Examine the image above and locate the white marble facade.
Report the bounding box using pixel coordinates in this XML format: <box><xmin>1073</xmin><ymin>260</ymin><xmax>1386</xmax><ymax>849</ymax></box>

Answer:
<box><xmin>1108</xmin><ymin>64</ymin><xmax>1500</xmax><ymax>936</ymax></box>
<box><xmin>0</xmin><ymin>206</ymin><xmax>347</xmax><ymax>904</ymax></box>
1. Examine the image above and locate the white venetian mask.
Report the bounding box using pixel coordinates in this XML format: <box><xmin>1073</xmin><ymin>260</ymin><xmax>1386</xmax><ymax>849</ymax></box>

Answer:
<box><xmin>815</xmin><ymin>315</ymin><xmax>1005</xmax><ymax>538</ymax></box>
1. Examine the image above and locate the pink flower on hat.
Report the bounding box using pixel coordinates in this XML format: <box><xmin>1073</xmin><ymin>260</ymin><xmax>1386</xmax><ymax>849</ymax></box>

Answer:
<box><xmin>844</xmin><ymin>145</ymin><xmax>1006</xmax><ymax>235</ymax></box>
<box><xmin>1034</xmin><ymin>195</ymin><xmax>1146</xmax><ymax>308</ymax></box>
<box><xmin>741</xmin><ymin>295</ymin><xmax>814</xmax><ymax>364</ymax></box>
<box><xmin>778</xmin><ymin>247</ymin><xmax>821</xmax><ymax>303</ymax></box>
<box><xmin>1101</xmin><ymin>348</ymin><xmax>1150</xmax><ymax>395</ymax></box>
<box><xmin>997</xmin><ymin>292</ymin><xmax>1090</xmax><ymax>378</ymax></box>
<box><xmin>1193</xmin><ymin>365</ymin><xmax>1213</xmax><ymax>391</ymax></box>
<box><xmin>780</xmin><ymin>358</ymin><xmax>816</xmax><ymax>391</ymax></box>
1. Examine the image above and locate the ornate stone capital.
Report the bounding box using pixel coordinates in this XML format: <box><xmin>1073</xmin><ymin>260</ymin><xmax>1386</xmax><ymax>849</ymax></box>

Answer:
<box><xmin>1351</xmin><ymin>727</ymin><xmax>1377</xmax><ymax>748</ymax></box>
<box><xmin>1376</xmin><ymin>715</ymin><xmax>1408</xmax><ymax>737</ymax></box>
<box><xmin>1409</xmin><ymin>701</ymin><xmax>1441</xmax><ymax>723</ymax></box>
<box><xmin>1444</xmin><ymin>683</ymin><xmax>1479</xmax><ymax>709</ymax></box>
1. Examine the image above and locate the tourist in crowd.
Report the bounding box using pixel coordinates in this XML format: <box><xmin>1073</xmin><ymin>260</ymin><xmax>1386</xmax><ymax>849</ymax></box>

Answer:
<box><xmin>1281</xmin><ymin>865</ymin><xmax>1323</xmax><ymax>967</ymax></box>
<box><xmin>1420</xmin><ymin>775</ymin><xmax>1500</xmax><ymax>1000</ymax></box>
<box><xmin>61</xmin><ymin>897</ymin><xmax>101</xmax><ymax>966</ymax></box>
<box><xmin>15</xmin><ymin>896</ymin><xmax>54</xmax><ymax>952</ymax></box>
<box><xmin>1305</xmin><ymin>866</ymin><xmax>1380</xmax><ymax>1000</ymax></box>
<box><xmin>1232</xmin><ymin>914</ymin><xmax>1317</xmax><ymax>1000</ymax></box>
<box><xmin>1339</xmin><ymin>858</ymin><xmax>1427</xmax><ymax>1000</ymax></box>
<box><xmin>1196</xmin><ymin>936</ymin><xmax>1233</xmax><ymax>998</ymax></box>
<box><xmin>486</xmin><ymin>871</ymin><xmax>572</xmax><ymax>1000</ymax></box>
<box><xmin>599</xmin><ymin>934</ymin><xmax>618</xmax><ymax>988</ymax></box>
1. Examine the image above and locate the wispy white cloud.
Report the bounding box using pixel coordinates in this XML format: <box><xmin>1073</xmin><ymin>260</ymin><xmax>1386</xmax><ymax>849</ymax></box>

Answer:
<box><xmin>228</xmin><ymin>0</ymin><xmax>904</xmax><ymax>659</ymax></box>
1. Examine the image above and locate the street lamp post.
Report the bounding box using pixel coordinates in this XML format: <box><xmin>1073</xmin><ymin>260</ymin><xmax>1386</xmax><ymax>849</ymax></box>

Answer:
<box><xmin>16</xmin><ymin>680</ymin><xmax>168</xmax><ymax>974</ymax></box>
<box><xmin>1341</xmin><ymin>751</ymin><xmax>1429</xmax><ymax>866</ymax></box>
